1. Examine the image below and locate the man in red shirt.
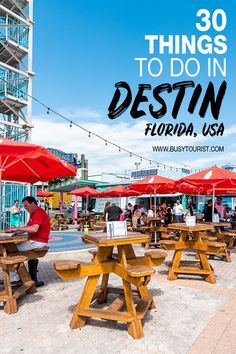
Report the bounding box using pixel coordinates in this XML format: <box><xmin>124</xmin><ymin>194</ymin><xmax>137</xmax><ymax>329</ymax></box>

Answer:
<box><xmin>7</xmin><ymin>196</ymin><xmax>50</xmax><ymax>287</ymax></box>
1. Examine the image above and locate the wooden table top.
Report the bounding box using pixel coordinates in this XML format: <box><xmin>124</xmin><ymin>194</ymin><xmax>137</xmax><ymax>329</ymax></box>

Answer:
<box><xmin>203</xmin><ymin>222</ymin><xmax>231</xmax><ymax>227</ymax></box>
<box><xmin>83</xmin><ymin>231</ymin><xmax>150</xmax><ymax>247</ymax></box>
<box><xmin>0</xmin><ymin>233</ymin><xmax>28</xmax><ymax>244</ymax></box>
<box><xmin>167</xmin><ymin>223</ymin><xmax>214</xmax><ymax>232</ymax></box>
<box><xmin>146</xmin><ymin>217</ymin><xmax>161</xmax><ymax>221</ymax></box>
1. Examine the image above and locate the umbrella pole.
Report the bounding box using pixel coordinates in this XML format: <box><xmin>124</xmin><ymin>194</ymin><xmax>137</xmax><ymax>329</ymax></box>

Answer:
<box><xmin>0</xmin><ymin>166</ymin><xmax>2</xmax><ymax>227</ymax></box>
<box><xmin>60</xmin><ymin>192</ymin><xmax>63</xmax><ymax>211</ymax></box>
<box><xmin>154</xmin><ymin>189</ymin><xmax>157</xmax><ymax>243</ymax></box>
<box><xmin>74</xmin><ymin>195</ymin><xmax>78</xmax><ymax>225</ymax></box>
<box><xmin>212</xmin><ymin>185</ymin><xmax>215</xmax><ymax>222</ymax></box>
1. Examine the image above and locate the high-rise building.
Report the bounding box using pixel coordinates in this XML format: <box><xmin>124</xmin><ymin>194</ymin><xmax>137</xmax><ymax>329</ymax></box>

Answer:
<box><xmin>0</xmin><ymin>0</ymin><xmax>33</xmax><ymax>141</ymax></box>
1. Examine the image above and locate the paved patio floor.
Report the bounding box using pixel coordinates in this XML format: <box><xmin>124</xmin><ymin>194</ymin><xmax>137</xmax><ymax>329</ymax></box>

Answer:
<box><xmin>0</xmin><ymin>245</ymin><xmax>236</xmax><ymax>354</ymax></box>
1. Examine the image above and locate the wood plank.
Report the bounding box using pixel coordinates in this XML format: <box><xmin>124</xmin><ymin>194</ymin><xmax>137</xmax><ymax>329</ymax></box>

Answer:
<box><xmin>173</xmin><ymin>267</ymin><xmax>210</xmax><ymax>275</ymax></box>
<box><xmin>0</xmin><ymin>289</ymin><xmax>8</xmax><ymax>301</ymax></box>
<box><xmin>107</xmin><ymin>295</ymin><xmax>126</xmax><ymax>312</ymax></box>
<box><xmin>106</xmin><ymin>287</ymin><xmax>139</xmax><ymax>297</ymax></box>
<box><xmin>77</xmin><ymin>307</ymin><xmax>133</xmax><ymax>323</ymax></box>
<box><xmin>54</xmin><ymin>260</ymin><xmax>80</xmax><ymax>270</ymax></box>
<box><xmin>13</xmin><ymin>281</ymin><xmax>34</xmax><ymax>299</ymax></box>
<box><xmin>126</xmin><ymin>265</ymin><xmax>154</xmax><ymax>277</ymax></box>
<box><xmin>136</xmin><ymin>294</ymin><xmax>153</xmax><ymax>320</ymax></box>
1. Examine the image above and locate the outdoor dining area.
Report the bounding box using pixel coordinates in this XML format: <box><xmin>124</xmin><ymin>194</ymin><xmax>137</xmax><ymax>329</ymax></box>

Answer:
<box><xmin>0</xmin><ymin>137</ymin><xmax>236</xmax><ymax>341</ymax></box>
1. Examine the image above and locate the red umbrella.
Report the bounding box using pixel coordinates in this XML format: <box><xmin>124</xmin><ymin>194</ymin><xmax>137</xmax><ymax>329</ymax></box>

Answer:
<box><xmin>178</xmin><ymin>166</ymin><xmax>236</xmax><ymax>219</ymax></box>
<box><xmin>178</xmin><ymin>166</ymin><xmax>236</xmax><ymax>188</ymax></box>
<box><xmin>68</xmin><ymin>187</ymin><xmax>101</xmax><ymax>215</ymax></box>
<box><xmin>68</xmin><ymin>187</ymin><xmax>101</xmax><ymax>197</ymax></box>
<box><xmin>129</xmin><ymin>174</ymin><xmax>175</xmax><ymax>215</ymax></box>
<box><xmin>100</xmin><ymin>185</ymin><xmax>141</xmax><ymax>197</ymax></box>
<box><xmin>37</xmin><ymin>190</ymin><xmax>54</xmax><ymax>198</ymax></box>
<box><xmin>0</xmin><ymin>138</ymin><xmax>77</xmax><ymax>183</ymax></box>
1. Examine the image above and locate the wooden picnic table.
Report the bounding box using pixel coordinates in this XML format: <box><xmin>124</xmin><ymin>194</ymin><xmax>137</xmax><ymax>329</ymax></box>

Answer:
<box><xmin>0</xmin><ymin>234</ymin><xmax>37</xmax><ymax>314</ymax></box>
<box><xmin>166</xmin><ymin>223</ymin><xmax>216</xmax><ymax>283</ymax></box>
<box><xmin>54</xmin><ymin>231</ymin><xmax>167</xmax><ymax>339</ymax></box>
<box><xmin>144</xmin><ymin>217</ymin><xmax>163</xmax><ymax>247</ymax></box>
<box><xmin>50</xmin><ymin>212</ymin><xmax>69</xmax><ymax>231</ymax></box>
<box><xmin>203</xmin><ymin>222</ymin><xmax>232</xmax><ymax>262</ymax></box>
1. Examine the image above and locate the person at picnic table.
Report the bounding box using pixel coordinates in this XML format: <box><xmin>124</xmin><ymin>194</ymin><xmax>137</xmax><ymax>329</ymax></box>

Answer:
<box><xmin>147</xmin><ymin>205</ymin><xmax>155</xmax><ymax>217</ymax></box>
<box><xmin>10</xmin><ymin>200</ymin><xmax>21</xmax><ymax>227</ymax></box>
<box><xmin>186</xmin><ymin>204</ymin><xmax>194</xmax><ymax>216</ymax></box>
<box><xmin>203</xmin><ymin>199</ymin><xmax>219</xmax><ymax>222</ymax></box>
<box><xmin>158</xmin><ymin>201</ymin><xmax>167</xmax><ymax>219</ymax></box>
<box><xmin>6</xmin><ymin>196</ymin><xmax>50</xmax><ymax>287</ymax></box>
<box><xmin>103</xmin><ymin>201</ymin><xmax>111</xmax><ymax>220</ymax></box>
<box><xmin>173</xmin><ymin>199</ymin><xmax>184</xmax><ymax>223</ymax></box>
<box><xmin>105</xmin><ymin>203</ymin><xmax>122</xmax><ymax>221</ymax></box>
<box><xmin>127</xmin><ymin>202</ymin><xmax>134</xmax><ymax>214</ymax></box>
<box><xmin>132</xmin><ymin>205</ymin><xmax>141</xmax><ymax>230</ymax></box>
<box><xmin>214</xmin><ymin>197</ymin><xmax>227</xmax><ymax>221</ymax></box>
<box><xmin>163</xmin><ymin>207</ymin><xmax>173</xmax><ymax>226</ymax></box>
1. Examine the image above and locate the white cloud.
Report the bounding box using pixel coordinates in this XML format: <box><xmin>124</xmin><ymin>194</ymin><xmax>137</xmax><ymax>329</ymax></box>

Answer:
<box><xmin>31</xmin><ymin>109</ymin><xmax>236</xmax><ymax>176</ymax></box>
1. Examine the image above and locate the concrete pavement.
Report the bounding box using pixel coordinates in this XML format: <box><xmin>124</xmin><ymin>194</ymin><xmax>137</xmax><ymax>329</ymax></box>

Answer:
<box><xmin>0</xmin><ymin>245</ymin><xmax>236</xmax><ymax>354</ymax></box>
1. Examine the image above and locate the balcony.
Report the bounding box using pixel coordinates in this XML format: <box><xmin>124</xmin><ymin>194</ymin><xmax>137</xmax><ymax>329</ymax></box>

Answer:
<box><xmin>0</xmin><ymin>16</ymin><xmax>29</xmax><ymax>49</ymax></box>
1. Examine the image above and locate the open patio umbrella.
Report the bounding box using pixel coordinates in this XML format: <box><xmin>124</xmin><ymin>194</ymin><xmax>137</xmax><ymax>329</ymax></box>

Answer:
<box><xmin>177</xmin><ymin>166</ymin><xmax>236</xmax><ymax>220</ymax></box>
<box><xmin>129</xmin><ymin>174</ymin><xmax>175</xmax><ymax>216</ymax></box>
<box><xmin>0</xmin><ymin>138</ymin><xmax>77</xmax><ymax>183</ymax></box>
<box><xmin>100</xmin><ymin>185</ymin><xmax>142</xmax><ymax>207</ymax></box>
<box><xmin>68</xmin><ymin>187</ymin><xmax>101</xmax><ymax>218</ymax></box>
<box><xmin>36</xmin><ymin>190</ymin><xmax>54</xmax><ymax>198</ymax></box>
<box><xmin>0</xmin><ymin>138</ymin><xmax>77</xmax><ymax>221</ymax></box>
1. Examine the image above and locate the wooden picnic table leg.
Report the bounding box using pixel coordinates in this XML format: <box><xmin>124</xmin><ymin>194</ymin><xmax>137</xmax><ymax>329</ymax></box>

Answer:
<box><xmin>137</xmin><ymin>284</ymin><xmax>156</xmax><ymax>309</ymax></box>
<box><xmin>0</xmin><ymin>245</ymin><xmax>17</xmax><ymax>314</ymax></box>
<box><xmin>17</xmin><ymin>263</ymin><xmax>37</xmax><ymax>294</ymax></box>
<box><xmin>2</xmin><ymin>266</ymin><xmax>17</xmax><ymax>314</ymax></box>
<box><xmin>123</xmin><ymin>278</ymin><xmax>144</xmax><ymax>339</ymax></box>
<box><xmin>70</xmin><ymin>246</ymin><xmax>113</xmax><ymax>328</ymax></box>
<box><xmin>198</xmin><ymin>250</ymin><xmax>216</xmax><ymax>283</ymax></box>
<box><xmin>167</xmin><ymin>231</ymin><xmax>187</xmax><ymax>281</ymax></box>
<box><xmin>117</xmin><ymin>244</ymin><xmax>144</xmax><ymax>339</ymax></box>
<box><xmin>96</xmin><ymin>246</ymin><xmax>114</xmax><ymax>304</ymax></box>
<box><xmin>70</xmin><ymin>274</ymin><xmax>100</xmax><ymax>329</ymax></box>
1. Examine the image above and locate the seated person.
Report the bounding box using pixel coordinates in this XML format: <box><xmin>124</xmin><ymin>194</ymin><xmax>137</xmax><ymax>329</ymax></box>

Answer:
<box><xmin>132</xmin><ymin>205</ymin><xmax>141</xmax><ymax>229</ymax></box>
<box><xmin>147</xmin><ymin>206</ymin><xmax>155</xmax><ymax>217</ymax></box>
<box><xmin>6</xmin><ymin>196</ymin><xmax>50</xmax><ymax>287</ymax></box>
<box><xmin>203</xmin><ymin>200</ymin><xmax>218</xmax><ymax>222</ymax></box>
<box><xmin>163</xmin><ymin>207</ymin><xmax>173</xmax><ymax>226</ymax></box>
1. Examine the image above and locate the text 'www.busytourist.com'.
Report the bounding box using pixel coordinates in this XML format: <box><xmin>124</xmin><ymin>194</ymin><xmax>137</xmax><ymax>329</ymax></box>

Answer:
<box><xmin>152</xmin><ymin>146</ymin><xmax>225</xmax><ymax>153</ymax></box>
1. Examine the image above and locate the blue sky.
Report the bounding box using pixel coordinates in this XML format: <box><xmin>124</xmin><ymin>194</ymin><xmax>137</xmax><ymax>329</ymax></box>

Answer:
<box><xmin>32</xmin><ymin>1</ymin><xmax>236</xmax><ymax>176</ymax></box>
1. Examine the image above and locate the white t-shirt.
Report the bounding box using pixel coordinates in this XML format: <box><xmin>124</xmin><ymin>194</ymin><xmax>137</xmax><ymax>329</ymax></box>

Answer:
<box><xmin>215</xmin><ymin>204</ymin><xmax>225</xmax><ymax>220</ymax></box>
<box><xmin>173</xmin><ymin>204</ymin><xmax>183</xmax><ymax>216</ymax></box>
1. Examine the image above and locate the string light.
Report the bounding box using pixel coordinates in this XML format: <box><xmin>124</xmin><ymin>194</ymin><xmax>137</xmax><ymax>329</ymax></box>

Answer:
<box><xmin>0</xmin><ymin>77</ymin><xmax>192</xmax><ymax>174</ymax></box>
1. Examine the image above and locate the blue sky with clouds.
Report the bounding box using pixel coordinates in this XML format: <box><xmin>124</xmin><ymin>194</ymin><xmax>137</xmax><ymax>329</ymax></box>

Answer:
<box><xmin>32</xmin><ymin>1</ymin><xmax>236</xmax><ymax>176</ymax></box>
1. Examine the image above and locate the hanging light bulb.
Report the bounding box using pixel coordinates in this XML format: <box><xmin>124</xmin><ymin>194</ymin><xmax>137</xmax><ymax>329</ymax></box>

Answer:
<box><xmin>119</xmin><ymin>147</ymin><xmax>121</xmax><ymax>152</ymax></box>
<box><xmin>130</xmin><ymin>152</ymin><xmax>132</xmax><ymax>157</ymax></box>
<box><xmin>70</xmin><ymin>121</ymin><xmax>72</xmax><ymax>128</ymax></box>
<box><xmin>105</xmin><ymin>140</ymin><xmax>108</xmax><ymax>146</ymax></box>
<box><xmin>88</xmin><ymin>132</ymin><xmax>91</xmax><ymax>137</ymax></box>
<box><xmin>47</xmin><ymin>108</ymin><xmax>50</xmax><ymax>114</ymax></box>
